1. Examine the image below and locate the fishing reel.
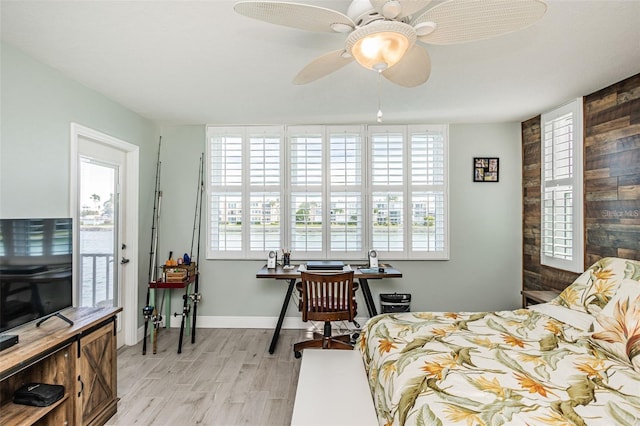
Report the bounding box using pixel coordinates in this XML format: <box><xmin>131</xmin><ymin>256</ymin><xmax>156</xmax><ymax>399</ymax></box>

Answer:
<box><xmin>189</xmin><ymin>292</ymin><xmax>202</xmax><ymax>304</ymax></box>
<box><xmin>174</xmin><ymin>295</ymin><xmax>192</xmax><ymax>318</ymax></box>
<box><xmin>154</xmin><ymin>314</ymin><xmax>163</xmax><ymax>326</ymax></box>
<box><xmin>143</xmin><ymin>305</ymin><xmax>163</xmax><ymax>325</ymax></box>
<box><xmin>142</xmin><ymin>305</ymin><xmax>154</xmax><ymax>320</ymax></box>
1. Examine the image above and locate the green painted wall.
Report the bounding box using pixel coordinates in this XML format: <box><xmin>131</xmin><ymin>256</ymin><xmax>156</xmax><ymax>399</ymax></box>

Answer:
<box><xmin>158</xmin><ymin>122</ymin><xmax>523</xmax><ymax>319</ymax></box>
<box><xmin>0</xmin><ymin>42</ymin><xmax>159</xmax><ymax>327</ymax></box>
<box><xmin>2</xmin><ymin>41</ymin><xmax>523</xmax><ymax>337</ymax></box>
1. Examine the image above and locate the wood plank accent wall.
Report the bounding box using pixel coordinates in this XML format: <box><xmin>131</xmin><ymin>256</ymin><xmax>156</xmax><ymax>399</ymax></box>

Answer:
<box><xmin>522</xmin><ymin>73</ymin><xmax>640</xmax><ymax>293</ymax></box>
<box><xmin>584</xmin><ymin>73</ymin><xmax>640</xmax><ymax>264</ymax></box>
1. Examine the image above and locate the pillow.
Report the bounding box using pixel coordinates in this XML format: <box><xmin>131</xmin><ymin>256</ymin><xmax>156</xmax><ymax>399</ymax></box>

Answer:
<box><xmin>590</xmin><ymin>279</ymin><xmax>640</xmax><ymax>372</ymax></box>
<box><xmin>550</xmin><ymin>257</ymin><xmax>640</xmax><ymax>315</ymax></box>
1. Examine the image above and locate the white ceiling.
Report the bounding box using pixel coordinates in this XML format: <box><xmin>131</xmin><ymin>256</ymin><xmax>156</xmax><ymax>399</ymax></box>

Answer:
<box><xmin>1</xmin><ymin>0</ymin><xmax>639</xmax><ymax>126</ymax></box>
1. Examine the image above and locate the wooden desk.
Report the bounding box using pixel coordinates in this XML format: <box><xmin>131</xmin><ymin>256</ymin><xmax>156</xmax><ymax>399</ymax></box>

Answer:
<box><xmin>257</xmin><ymin>264</ymin><xmax>402</xmax><ymax>354</ymax></box>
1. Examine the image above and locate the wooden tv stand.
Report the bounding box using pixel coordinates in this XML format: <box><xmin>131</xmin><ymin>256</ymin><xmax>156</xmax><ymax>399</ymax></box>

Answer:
<box><xmin>0</xmin><ymin>307</ymin><xmax>121</xmax><ymax>426</ymax></box>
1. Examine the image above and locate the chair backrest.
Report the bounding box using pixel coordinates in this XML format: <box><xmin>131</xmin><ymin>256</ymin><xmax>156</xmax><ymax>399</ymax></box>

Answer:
<box><xmin>299</xmin><ymin>271</ymin><xmax>355</xmax><ymax>323</ymax></box>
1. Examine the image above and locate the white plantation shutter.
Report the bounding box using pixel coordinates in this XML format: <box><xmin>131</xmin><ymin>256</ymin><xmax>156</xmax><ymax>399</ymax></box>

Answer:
<box><xmin>207</xmin><ymin>124</ymin><xmax>448</xmax><ymax>260</ymax></box>
<box><xmin>541</xmin><ymin>99</ymin><xmax>584</xmax><ymax>272</ymax></box>
<box><xmin>207</xmin><ymin>126</ymin><xmax>284</xmax><ymax>257</ymax></box>
<box><xmin>329</xmin><ymin>127</ymin><xmax>363</xmax><ymax>254</ymax></box>
<box><xmin>411</xmin><ymin>191</ymin><xmax>445</xmax><ymax>252</ymax></box>
<box><xmin>411</xmin><ymin>130</ymin><xmax>445</xmax><ymax>186</ymax></box>
<box><xmin>210</xmin><ymin>193</ymin><xmax>242</xmax><ymax>251</ymax></box>
<box><xmin>289</xmin><ymin>127</ymin><xmax>323</xmax><ymax>254</ymax></box>
<box><xmin>371</xmin><ymin>128</ymin><xmax>404</xmax><ymax>186</ymax></box>
<box><xmin>371</xmin><ymin>192</ymin><xmax>404</xmax><ymax>251</ymax></box>
<box><xmin>249</xmin><ymin>129</ymin><xmax>282</xmax><ymax>252</ymax></box>
<box><xmin>369</xmin><ymin>125</ymin><xmax>449</xmax><ymax>259</ymax></box>
<box><xmin>249</xmin><ymin>134</ymin><xmax>280</xmax><ymax>186</ymax></box>
<box><xmin>369</xmin><ymin>126</ymin><xmax>405</xmax><ymax>253</ymax></box>
<box><xmin>209</xmin><ymin>129</ymin><xmax>243</xmax><ymax>254</ymax></box>
<box><xmin>409</xmin><ymin>127</ymin><xmax>447</xmax><ymax>255</ymax></box>
<box><xmin>249</xmin><ymin>192</ymin><xmax>280</xmax><ymax>251</ymax></box>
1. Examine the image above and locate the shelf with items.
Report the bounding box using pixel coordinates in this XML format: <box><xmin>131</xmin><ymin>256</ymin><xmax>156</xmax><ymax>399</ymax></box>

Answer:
<box><xmin>0</xmin><ymin>343</ymin><xmax>73</xmax><ymax>426</ymax></box>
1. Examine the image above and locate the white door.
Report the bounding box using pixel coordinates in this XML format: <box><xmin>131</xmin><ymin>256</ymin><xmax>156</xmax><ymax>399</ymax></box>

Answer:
<box><xmin>71</xmin><ymin>124</ymin><xmax>139</xmax><ymax>348</ymax></box>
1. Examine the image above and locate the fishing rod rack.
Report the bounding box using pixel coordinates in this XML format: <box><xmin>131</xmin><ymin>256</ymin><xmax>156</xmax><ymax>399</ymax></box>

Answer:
<box><xmin>148</xmin><ymin>267</ymin><xmax>199</xmax><ymax>354</ymax></box>
<box><xmin>142</xmin><ymin>146</ymin><xmax>205</xmax><ymax>355</ymax></box>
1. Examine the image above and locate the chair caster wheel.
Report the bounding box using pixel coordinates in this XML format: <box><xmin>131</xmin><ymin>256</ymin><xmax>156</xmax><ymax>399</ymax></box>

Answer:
<box><xmin>350</xmin><ymin>332</ymin><xmax>360</xmax><ymax>345</ymax></box>
<box><xmin>294</xmin><ymin>351</ymin><xmax>302</xmax><ymax>359</ymax></box>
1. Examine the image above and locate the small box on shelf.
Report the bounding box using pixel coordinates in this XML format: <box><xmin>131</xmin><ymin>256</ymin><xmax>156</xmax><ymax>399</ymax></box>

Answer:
<box><xmin>162</xmin><ymin>262</ymin><xmax>197</xmax><ymax>282</ymax></box>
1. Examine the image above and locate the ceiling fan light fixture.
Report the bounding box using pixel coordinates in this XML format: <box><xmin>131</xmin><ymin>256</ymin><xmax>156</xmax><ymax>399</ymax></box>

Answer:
<box><xmin>346</xmin><ymin>21</ymin><xmax>416</xmax><ymax>71</ymax></box>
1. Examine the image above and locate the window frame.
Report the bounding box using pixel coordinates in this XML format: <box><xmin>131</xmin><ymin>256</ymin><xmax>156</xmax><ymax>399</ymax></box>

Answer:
<box><xmin>206</xmin><ymin>124</ymin><xmax>449</xmax><ymax>261</ymax></box>
<box><xmin>540</xmin><ymin>98</ymin><xmax>584</xmax><ymax>273</ymax></box>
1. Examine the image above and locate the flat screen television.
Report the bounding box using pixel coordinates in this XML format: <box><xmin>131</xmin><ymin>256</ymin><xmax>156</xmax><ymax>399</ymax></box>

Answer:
<box><xmin>0</xmin><ymin>218</ymin><xmax>73</xmax><ymax>334</ymax></box>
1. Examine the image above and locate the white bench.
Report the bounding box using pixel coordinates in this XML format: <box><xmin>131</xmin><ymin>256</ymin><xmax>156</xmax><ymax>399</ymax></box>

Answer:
<box><xmin>291</xmin><ymin>349</ymin><xmax>378</xmax><ymax>426</ymax></box>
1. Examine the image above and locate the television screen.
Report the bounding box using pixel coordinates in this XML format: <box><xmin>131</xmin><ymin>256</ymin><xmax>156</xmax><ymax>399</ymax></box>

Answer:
<box><xmin>0</xmin><ymin>218</ymin><xmax>73</xmax><ymax>333</ymax></box>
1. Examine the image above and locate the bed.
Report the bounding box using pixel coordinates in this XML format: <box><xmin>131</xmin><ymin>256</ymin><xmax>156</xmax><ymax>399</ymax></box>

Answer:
<box><xmin>359</xmin><ymin>257</ymin><xmax>640</xmax><ymax>425</ymax></box>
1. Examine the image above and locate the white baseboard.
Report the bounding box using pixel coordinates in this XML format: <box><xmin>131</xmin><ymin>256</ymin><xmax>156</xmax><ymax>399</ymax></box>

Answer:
<box><xmin>135</xmin><ymin>315</ymin><xmax>369</xmax><ymax>343</ymax></box>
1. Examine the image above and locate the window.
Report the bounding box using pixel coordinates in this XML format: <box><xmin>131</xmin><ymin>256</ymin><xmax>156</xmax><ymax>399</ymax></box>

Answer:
<box><xmin>541</xmin><ymin>98</ymin><xmax>584</xmax><ymax>272</ymax></box>
<box><xmin>369</xmin><ymin>126</ymin><xmax>447</xmax><ymax>256</ymax></box>
<box><xmin>207</xmin><ymin>124</ymin><xmax>448</xmax><ymax>260</ymax></box>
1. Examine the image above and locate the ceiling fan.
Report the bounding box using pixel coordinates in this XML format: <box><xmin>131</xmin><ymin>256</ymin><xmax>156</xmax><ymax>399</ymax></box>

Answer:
<box><xmin>234</xmin><ymin>0</ymin><xmax>547</xmax><ymax>87</ymax></box>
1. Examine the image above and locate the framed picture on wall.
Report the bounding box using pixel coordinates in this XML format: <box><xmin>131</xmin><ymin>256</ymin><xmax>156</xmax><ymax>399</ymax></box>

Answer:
<box><xmin>473</xmin><ymin>157</ymin><xmax>499</xmax><ymax>182</ymax></box>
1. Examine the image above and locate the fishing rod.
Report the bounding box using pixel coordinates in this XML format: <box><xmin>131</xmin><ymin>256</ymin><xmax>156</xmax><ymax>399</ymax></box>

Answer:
<box><xmin>189</xmin><ymin>153</ymin><xmax>203</xmax><ymax>263</ymax></box>
<box><xmin>142</xmin><ymin>136</ymin><xmax>162</xmax><ymax>355</ymax></box>
<box><xmin>191</xmin><ymin>153</ymin><xmax>205</xmax><ymax>344</ymax></box>
<box><xmin>176</xmin><ymin>153</ymin><xmax>204</xmax><ymax>353</ymax></box>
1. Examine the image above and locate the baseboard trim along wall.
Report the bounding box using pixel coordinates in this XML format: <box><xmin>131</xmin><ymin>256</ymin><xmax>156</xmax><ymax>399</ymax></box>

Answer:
<box><xmin>136</xmin><ymin>315</ymin><xmax>370</xmax><ymax>343</ymax></box>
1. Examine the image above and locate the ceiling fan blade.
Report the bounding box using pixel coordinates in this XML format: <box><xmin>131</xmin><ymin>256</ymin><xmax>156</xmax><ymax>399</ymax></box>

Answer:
<box><xmin>234</xmin><ymin>1</ymin><xmax>355</xmax><ymax>33</ymax></box>
<box><xmin>382</xmin><ymin>45</ymin><xmax>431</xmax><ymax>87</ymax></box>
<box><xmin>413</xmin><ymin>0</ymin><xmax>547</xmax><ymax>45</ymax></box>
<box><xmin>293</xmin><ymin>49</ymin><xmax>355</xmax><ymax>85</ymax></box>
<box><xmin>370</xmin><ymin>0</ymin><xmax>431</xmax><ymax>19</ymax></box>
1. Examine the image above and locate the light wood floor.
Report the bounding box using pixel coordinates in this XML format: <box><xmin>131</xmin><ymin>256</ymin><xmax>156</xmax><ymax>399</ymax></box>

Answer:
<box><xmin>106</xmin><ymin>328</ymin><xmax>309</xmax><ymax>426</ymax></box>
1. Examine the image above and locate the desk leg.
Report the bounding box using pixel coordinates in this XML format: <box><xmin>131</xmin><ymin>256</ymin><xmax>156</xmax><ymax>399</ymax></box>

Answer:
<box><xmin>359</xmin><ymin>279</ymin><xmax>378</xmax><ymax>317</ymax></box>
<box><xmin>269</xmin><ymin>279</ymin><xmax>296</xmax><ymax>354</ymax></box>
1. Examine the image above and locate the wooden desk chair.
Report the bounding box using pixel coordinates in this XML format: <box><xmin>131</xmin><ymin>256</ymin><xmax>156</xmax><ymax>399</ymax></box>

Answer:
<box><xmin>293</xmin><ymin>271</ymin><xmax>356</xmax><ymax>358</ymax></box>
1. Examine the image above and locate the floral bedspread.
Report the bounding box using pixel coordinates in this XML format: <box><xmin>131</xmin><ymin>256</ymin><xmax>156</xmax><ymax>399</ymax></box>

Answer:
<box><xmin>359</xmin><ymin>308</ymin><xmax>640</xmax><ymax>426</ymax></box>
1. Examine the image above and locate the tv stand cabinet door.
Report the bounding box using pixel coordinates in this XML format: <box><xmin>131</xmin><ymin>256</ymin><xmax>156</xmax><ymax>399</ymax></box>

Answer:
<box><xmin>76</xmin><ymin>322</ymin><xmax>118</xmax><ymax>426</ymax></box>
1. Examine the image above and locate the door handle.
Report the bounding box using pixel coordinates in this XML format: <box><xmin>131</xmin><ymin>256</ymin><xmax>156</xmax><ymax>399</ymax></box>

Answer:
<box><xmin>121</xmin><ymin>257</ymin><xmax>130</xmax><ymax>264</ymax></box>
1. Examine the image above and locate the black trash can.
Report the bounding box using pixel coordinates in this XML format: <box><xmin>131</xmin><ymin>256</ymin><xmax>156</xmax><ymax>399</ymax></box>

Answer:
<box><xmin>380</xmin><ymin>293</ymin><xmax>411</xmax><ymax>313</ymax></box>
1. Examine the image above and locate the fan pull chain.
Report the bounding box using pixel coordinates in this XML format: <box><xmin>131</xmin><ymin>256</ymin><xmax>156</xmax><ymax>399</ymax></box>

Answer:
<box><xmin>377</xmin><ymin>70</ymin><xmax>383</xmax><ymax>123</ymax></box>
